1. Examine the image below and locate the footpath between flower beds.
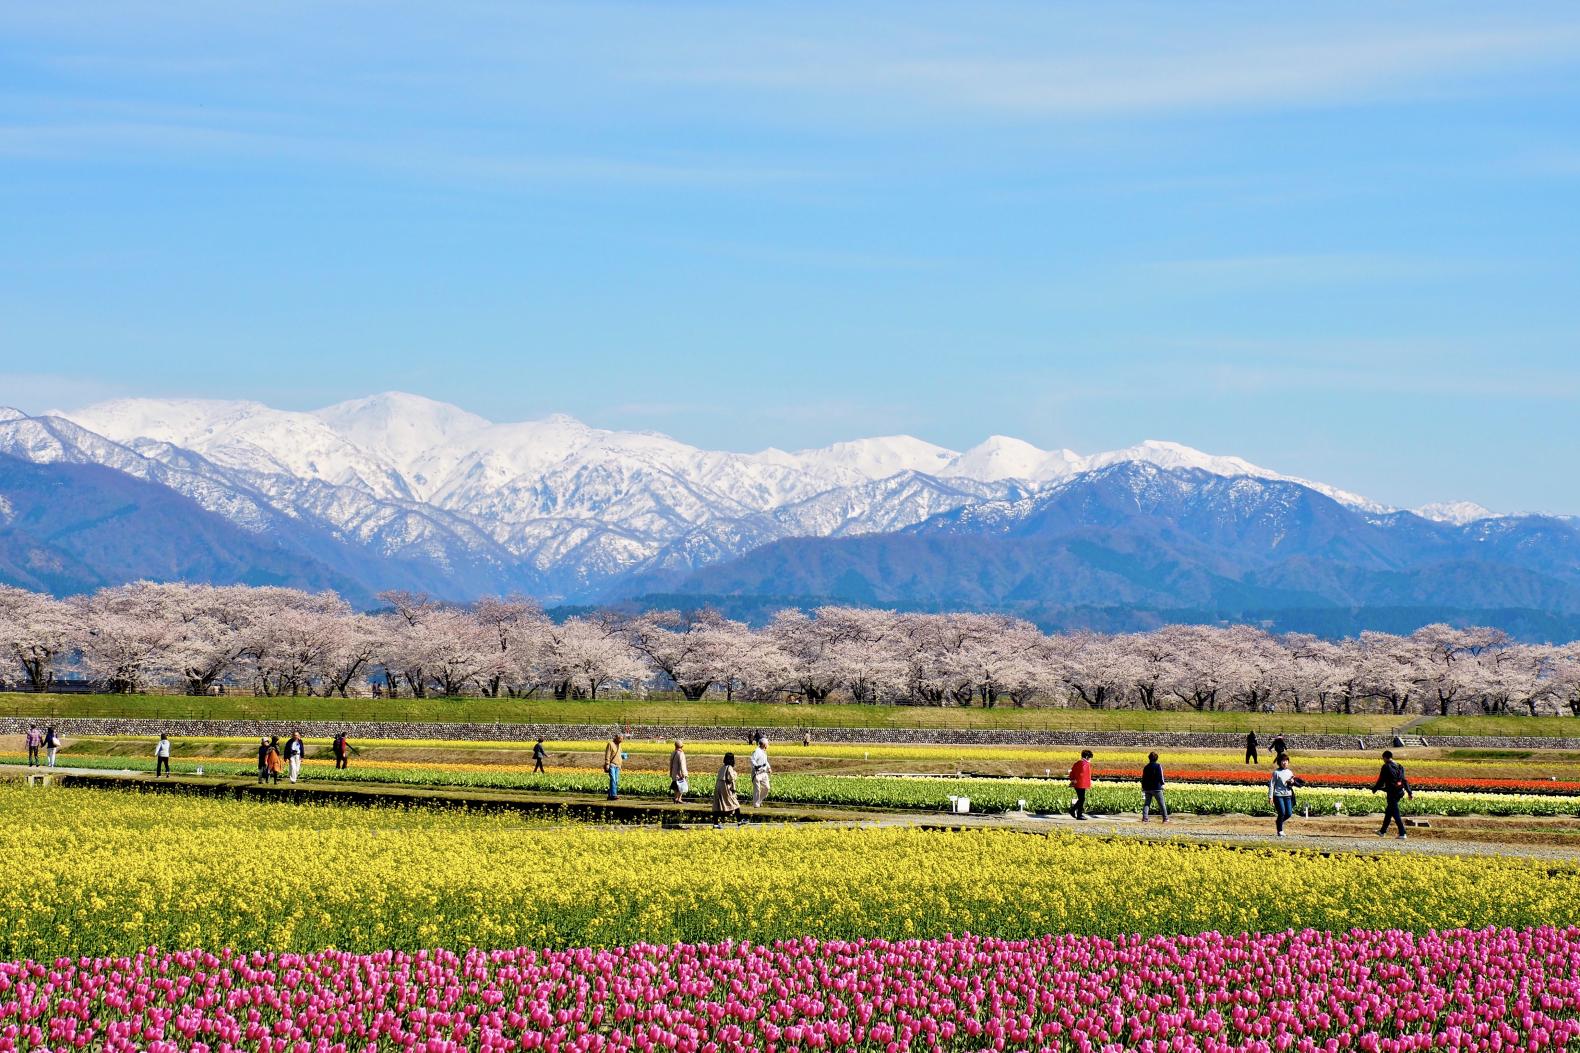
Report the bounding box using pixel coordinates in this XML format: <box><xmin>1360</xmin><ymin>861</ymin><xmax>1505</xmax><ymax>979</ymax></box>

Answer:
<box><xmin>7</xmin><ymin>765</ymin><xmax>1577</xmax><ymax>861</ymax></box>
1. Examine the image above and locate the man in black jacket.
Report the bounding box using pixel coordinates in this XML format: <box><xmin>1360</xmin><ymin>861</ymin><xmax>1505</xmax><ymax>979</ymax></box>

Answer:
<box><xmin>1372</xmin><ymin>749</ymin><xmax>1414</xmax><ymax>838</ymax></box>
<box><xmin>1141</xmin><ymin>752</ymin><xmax>1168</xmax><ymax>823</ymax></box>
<box><xmin>532</xmin><ymin>738</ymin><xmax>547</xmax><ymax>773</ymax></box>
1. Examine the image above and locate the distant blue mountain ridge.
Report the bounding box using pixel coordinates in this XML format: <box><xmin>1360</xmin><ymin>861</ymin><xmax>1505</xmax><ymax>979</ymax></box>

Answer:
<box><xmin>643</xmin><ymin>463</ymin><xmax>1580</xmax><ymax>639</ymax></box>
<box><xmin>2</xmin><ymin>400</ymin><xmax>1578</xmax><ymax>640</ymax></box>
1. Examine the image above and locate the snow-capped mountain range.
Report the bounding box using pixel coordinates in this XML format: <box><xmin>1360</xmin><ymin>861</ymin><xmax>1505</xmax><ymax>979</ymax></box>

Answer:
<box><xmin>0</xmin><ymin>392</ymin><xmax>1518</xmax><ymax>604</ymax></box>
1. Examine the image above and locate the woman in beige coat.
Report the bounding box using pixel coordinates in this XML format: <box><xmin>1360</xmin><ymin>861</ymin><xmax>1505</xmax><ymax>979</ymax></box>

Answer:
<box><xmin>712</xmin><ymin>751</ymin><xmax>740</xmax><ymax>827</ymax></box>
<box><xmin>669</xmin><ymin>740</ymin><xmax>689</xmax><ymax>803</ymax></box>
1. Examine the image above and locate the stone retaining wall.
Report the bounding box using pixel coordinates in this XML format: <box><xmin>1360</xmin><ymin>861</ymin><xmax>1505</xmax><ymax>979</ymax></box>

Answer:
<box><xmin>1397</xmin><ymin>735</ymin><xmax>1580</xmax><ymax>751</ymax></box>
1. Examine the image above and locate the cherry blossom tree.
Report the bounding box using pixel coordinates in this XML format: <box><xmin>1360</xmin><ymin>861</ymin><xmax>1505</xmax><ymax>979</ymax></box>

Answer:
<box><xmin>621</xmin><ymin>609</ymin><xmax>725</xmax><ymax>701</ymax></box>
<box><xmin>698</xmin><ymin>618</ymin><xmax>787</xmax><ymax>701</ymax></box>
<box><xmin>74</xmin><ymin>584</ymin><xmax>185</xmax><ymax>693</ymax></box>
<box><xmin>0</xmin><ymin>586</ymin><xmax>74</xmax><ymax>691</ymax></box>
<box><xmin>767</xmin><ymin>609</ymin><xmax>844</xmax><ymax>703</ymax></box>
<box><xmin>319</xmin><ymin>614</ymin><xmax>382</xmax><ymax>698</ymax></box>
<box><xmin>242</xmin><ymin>589</ymin><xmax>354</xmax><ymax>696</ymax></box>
<box><xmin>473</xmin><ymin>596</ymin><xmax>548</xmax><ymax>697</ymax></box>
<box><xmin>1056</xmin><ymin>632</ymin><xmax>1135</xmax><ymax>710</ymax></box>
<box><xmin>546</xmin><ymin>617</ymin><xmax>646</xmax><ymax>700</ymax></box>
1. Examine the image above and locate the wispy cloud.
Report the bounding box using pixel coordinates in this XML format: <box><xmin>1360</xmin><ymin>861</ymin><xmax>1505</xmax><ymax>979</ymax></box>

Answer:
<box><xmin>1146</xmin><ymin>252</ymin><xmax>1494</xmax><ymax>287</ymax></box>
<box><xmin>654</xmin><ymin>17</ymin><xmax>1580</xmax><ymax>118</ymax></box>
<box><xmin>0</xmin><ymin>117</ymin><xmax>820</xmax><ymax>189</ymax></box>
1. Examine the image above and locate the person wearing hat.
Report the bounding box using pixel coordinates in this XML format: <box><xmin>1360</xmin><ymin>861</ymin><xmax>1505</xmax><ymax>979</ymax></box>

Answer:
<box><xmin>749</xmin><ymin>736</ymin><xmax>772</xmax><ymax>807</ymax></box>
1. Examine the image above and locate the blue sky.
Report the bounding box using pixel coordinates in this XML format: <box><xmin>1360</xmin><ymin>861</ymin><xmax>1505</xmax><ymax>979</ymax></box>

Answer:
<box><xmin>2</xmin><ymin>2</ymin><xmax>1578</xmax><ymax>512</ymax></box>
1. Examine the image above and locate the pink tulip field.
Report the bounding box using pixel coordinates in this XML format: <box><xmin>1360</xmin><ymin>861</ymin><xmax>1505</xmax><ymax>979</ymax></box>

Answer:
<box><xmin>2</xmin><ymin>927</ymin><xmax>1577</xmax><ymax>1052</ymax></box>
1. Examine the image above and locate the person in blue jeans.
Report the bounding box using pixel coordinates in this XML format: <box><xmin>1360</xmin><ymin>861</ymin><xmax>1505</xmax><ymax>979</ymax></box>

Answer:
<box><xmin>1140</xmin><ymin>751</ymin><xmax>1168</xmax><ymax>823</ymax></box>
<box><xmin>1268</xmin><ymin>754</ymin><xmax>1298</xmax><ymax>837</ymax></box>
<box><xmin>603</xmin><ymin>734</ymin><xmax>624</xmax><ymax>800</ymax></box>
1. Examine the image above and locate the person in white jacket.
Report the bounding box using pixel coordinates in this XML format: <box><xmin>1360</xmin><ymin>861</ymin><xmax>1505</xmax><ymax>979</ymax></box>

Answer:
<box><xmin>154</xmin><ymin>734</ymin><xmax>171</xmax><ymax>778</ymax></box>
<box><xmin>285</xmin><ymin>732</ymin><xmax>306</xmax><ymax>783</ymax></box>
<box><xmin>749</xmin><ymin>736</ymin><xmax>772</xmax><ymax>807</ymax></box>
<box><xmin>1268</xmin><ymin>755</ymin><xmax>1300</xmax><ymax>837</ymax></box>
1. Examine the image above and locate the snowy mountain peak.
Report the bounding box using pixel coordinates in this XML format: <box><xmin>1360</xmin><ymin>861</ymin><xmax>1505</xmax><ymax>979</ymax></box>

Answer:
<box><xmin>783</xmin><ymin>435</ymin><xmax>959</xmax><ymax>483</ymax></box>
<box><xmin>942</xmin><ymin>436</ymin><xmax>1083</xmax><ymax>483</ymax></box>
<box><xmin>1087</xmin><ymin>438</ymin><xmax>1261</xmax><ymax>477</ymax></box>
<box><xmin>314</xmin><ymin>392</ymin><xmax>491</xmax><ymax>458</ymax></box>
<box><xmin>1415</xmin><ymin>500</ymin><xmax>1499</xmax><ymax>525</ymax></box>
<box><xmin>3</xmin><ymin>390</ymin><xmax>1538</xmax><ymax>604</ymax></box>
<box><xmin>65</xmin><ymin>397</ymin><xmax>276</xmax><ymax>450</ymax></box>
<box><xmin>0</xmin><ymin>407</ymin><xmax>27</xmax><ymax>424</ymax></box>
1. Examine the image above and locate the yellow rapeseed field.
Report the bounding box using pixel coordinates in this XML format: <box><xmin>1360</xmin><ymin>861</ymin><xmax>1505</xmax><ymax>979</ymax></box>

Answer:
<box><xmin>1</xmin><ymin>785</ymin><xmax>1574</xmax><ymax>959</ymax></box>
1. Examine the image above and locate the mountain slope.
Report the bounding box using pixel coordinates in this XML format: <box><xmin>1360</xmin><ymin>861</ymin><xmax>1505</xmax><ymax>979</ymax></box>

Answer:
<box><xmin>0</xmin><ymin>453</ymin><xmax>366</xmax><ymax>597</ymax></box>
<box><xmin>661</xmin><ymin>464</ymin><xmax>1580</xmax><ymax>630</ymax></box>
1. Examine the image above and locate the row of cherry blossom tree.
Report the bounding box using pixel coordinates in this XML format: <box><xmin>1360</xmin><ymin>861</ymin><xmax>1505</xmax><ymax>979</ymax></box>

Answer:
<box><xmin>1</xmin><ymin>583</ymin><xmax>1577</xmax><ymax>715</ymax></box>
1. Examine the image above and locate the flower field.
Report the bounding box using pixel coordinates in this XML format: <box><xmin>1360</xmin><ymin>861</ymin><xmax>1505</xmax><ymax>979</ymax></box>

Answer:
<box><xmin>24</xmin><ymin>750</ymin><xmax>1580</xmax><ymax>818</ymax></box>
<box><xmin>1089</xmin><ymin>765</ymin><xmax>1580</xmax><ymax>795</ymax></box>
<box><xmin>8</xmin><ymin>928</ymin><xmax>1580</xmax><ymax>1053</ymax></box>
<box><xmin>2</xmin><ymin>786</ymin><xmax>1579</xmax><ymax>960</ymax></box>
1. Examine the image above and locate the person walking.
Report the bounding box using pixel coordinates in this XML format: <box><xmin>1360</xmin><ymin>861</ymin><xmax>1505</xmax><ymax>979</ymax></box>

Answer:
<box><xmin>802</xmin><ymin>730</ymin><xmax>811</xmax><ymax>748</ymax></box>
<box><xmin>264</xmin><ymin>737</ymin><xmax>284</xmax><ymax>785</ymax></box>
<box><xmin>1270</xmin><ymin>733</ymin><xmax>1287</xmax><ymax>758</ymax></box>
<box><xmin>154</xmin><ymin>734</ymin><xmax>171</xmax><ymax>778</ymax></box>
<box><xmin>285</xmin><ymin>731</ymin><xmax>305</xmax><ymax>783</ymax></box>
<box><xmin>44</xmin><ymin>727</ymin><xmax>59</xmax><ymax>769</ymax></box>
<box><xmin>256</xmin><ymin>736</ymin><xmax>270</xmax><ymax>783</ymax></box>
<box><xmin>712</xmin><ymin>752</ymin><xmax>741</xmax><ymax>827</ymax></box>
<box><xmin>1245</xmin><ymin>731</ymin><xmax>1259</xmax><ymax>765</ymax></box>
<box><xmin>604</xmin><ymin>734</ymin><xmax>624</xmax><ymax>800</ymax></box>
<box><xmin>332</xmin><ymin>732</ymin><xmax>350</xmax><ymax>770</ymax></box>
<box><xmin>749</xmin><ymin>736</ymin><xmax>772</xmax><ymax>807</ymax></box>
<box><xmin>1269</xmin><ymin>755</ymin><xmax>1299</xmax><ymax>837</ymax></box>
<box><xmin>1372</xmin><ymin>749</ymin><xmax>1415</xmax><ymax>839</ymax></box>
<box><xmin>1140</xmin><ymin>751</ymin><xmax>1168</xmax><ymax>823</ymax></box>
<box><xmin>1068</xmin><ymin>749</ymin><xmax>1093</xmax><ymax>820</ymax></box>
<box><xmin>24</xmin><ymin>726</ymin><xmax>41</xmax><ymax>768</ymax></box>
<box><xmin>532</xmin><ymin>737</ymin><xmax>547</xmax><ymax>774</ymax></box>
<box><xmin>669</xmin><ymin>740</ymin><xmax>689</xmax><ymax>803</ymax></box>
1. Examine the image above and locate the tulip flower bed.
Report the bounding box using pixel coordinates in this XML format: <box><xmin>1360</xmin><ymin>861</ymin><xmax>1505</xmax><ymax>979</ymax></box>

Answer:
<box><xmin>1091</xmin><ymin>766</ymin><xmax>1580</xmax><ymax>796</ymax></box>
<box><xmin>4</xmin><ymin>787</ymin><xmax>1580</xmax><ymax>959</ymax></box>
<box><xmin>7</xmin><ymin>928</ymin><xmax>1580</xmax><ymax>1053</ymax></box>
<box><xmin>27</xmin><ymin>752</ymin><xmax>1580</xmax><ymax>818</ymax></box>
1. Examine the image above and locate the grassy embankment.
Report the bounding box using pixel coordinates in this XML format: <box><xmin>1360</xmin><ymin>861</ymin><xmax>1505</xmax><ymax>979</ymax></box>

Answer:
<box><xmin>0</xmin><ymin>692</ymin><xmax>1406</xmax><ymax>734</ymax></box>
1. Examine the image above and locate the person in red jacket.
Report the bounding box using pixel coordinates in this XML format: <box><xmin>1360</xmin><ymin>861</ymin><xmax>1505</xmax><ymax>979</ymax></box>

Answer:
<box><xmin>1068</xmin><ymin>749</ymin><xmax>1094</xmax><ymax>820</ymax></box>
